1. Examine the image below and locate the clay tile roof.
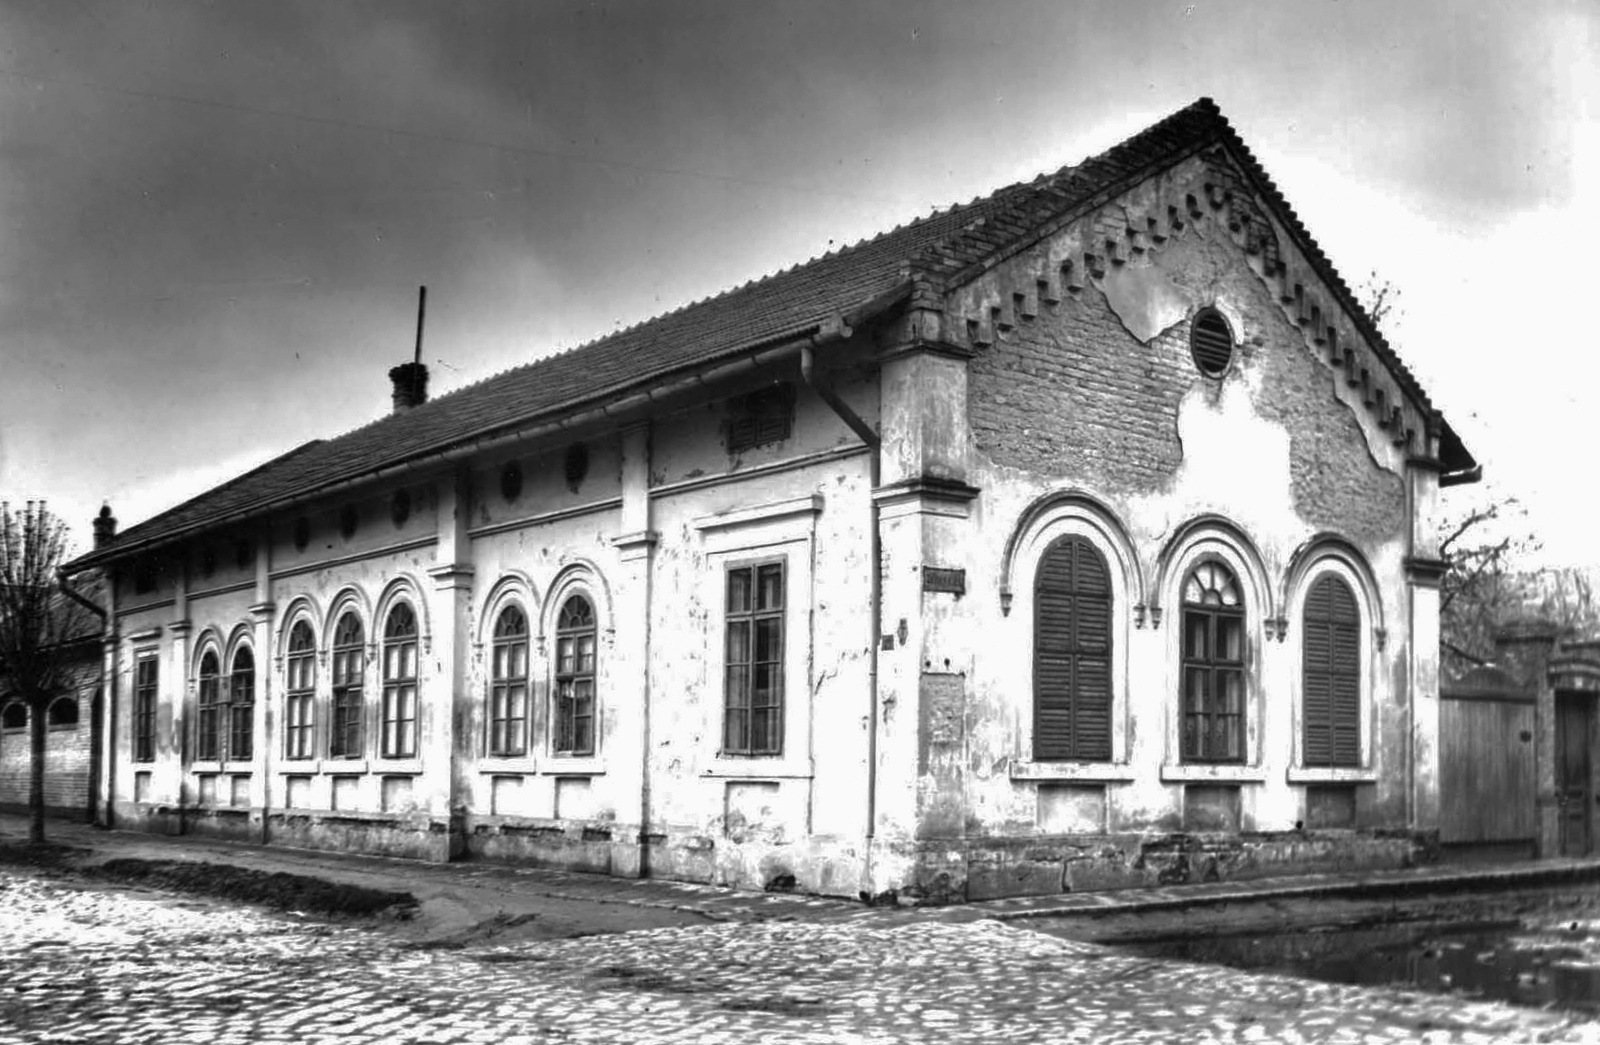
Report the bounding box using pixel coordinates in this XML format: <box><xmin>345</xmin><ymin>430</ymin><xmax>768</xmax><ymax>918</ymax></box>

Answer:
<box><xmin>70</xmin><ymin>97</ymin><xmax>1472</xmax><ymax>570</ymax></box>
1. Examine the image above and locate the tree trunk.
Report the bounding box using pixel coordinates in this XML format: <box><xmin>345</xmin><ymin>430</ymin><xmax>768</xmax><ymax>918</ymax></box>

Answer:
<box><xmin>29</xmin><ymin>697</ymin><xmax>47</xmax><ymax>845</ymax></box>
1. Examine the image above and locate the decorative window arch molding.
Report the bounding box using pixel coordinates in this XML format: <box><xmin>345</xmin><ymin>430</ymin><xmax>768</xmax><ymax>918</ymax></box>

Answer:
<box><xmin>1000</xmin><ymin>490</ymin><xmax>1147</xmax><ymax>623</ymax></box>
<box><xmin>541</xmin><ymin>559</ymin><xmax>613</xmax><ymax>644</ymax></box>
<box><xmin>1281</xmin><ymin>534</ymin><xmax>1386</xmax><ymax>648</ymax></box>
<box><xmin>223</xmin><ymin>621</ymin><xmax>256</xmax><ymax>667</ymax></box>
<box><xmin>275</xmin><ymin>595</ymin><xmax>323</xmax><ymax>660</ymax></box>
<box><xmin>1155</xmin><ymin>516</ymin><xmax>1273</xmax><ymax>776</ymax></box>
<box><xmin>191</xmin><ymin>628</ymin><xmax>226</xmax><ymax>679</ymax></box>
<box><xmin>1283</xmin><ymin>539</ymin><xmax>1383</xmax><ymax>776</ymax></box>
<box><xmin>322</xmin><ymin>586</ymin><xmax>373</xmax><ymax>650</ymax></box>
<box><xmin>477</xmin><ymin>570</ymin><xmax>541</xmax><ymax>648</ymax></box>
<box><xmin>1001</xmin><ymin>490</ymin><xmax>1141</xmax><ymax>773</ymax></box>
<box><xmin>1150</xmin><ymin>515</ymin><xmax>1277</xmax><ymax>635</ymax></box>
<box><xmin>374</xmin><ymin>574</ymin><xmax>430</xmax><ymax>654</ymax></box>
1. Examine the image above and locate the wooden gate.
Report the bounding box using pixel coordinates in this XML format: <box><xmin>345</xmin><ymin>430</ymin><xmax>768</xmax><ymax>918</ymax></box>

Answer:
<box><xmin>1439</xmin><ymin>667</ymin><xmax>1537</xmax><ymax>847</ymax></box>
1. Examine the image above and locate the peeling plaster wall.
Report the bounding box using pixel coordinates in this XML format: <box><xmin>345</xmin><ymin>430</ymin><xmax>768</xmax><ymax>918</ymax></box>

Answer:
<box><xmin>915</xmin><ymin>151</ymin><xmax>1426</xmax><ymax>896</ymax></box>
<box><xmin>104</xmin><ymin>366</ymin><xmax>883</xmax><ymax>894</ymax></box>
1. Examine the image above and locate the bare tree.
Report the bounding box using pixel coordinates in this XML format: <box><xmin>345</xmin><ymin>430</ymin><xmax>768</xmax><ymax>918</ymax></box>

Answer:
<box><xmin>0</xmin><ymin>502</ymin><xmax>92</xmax><ymax>844</ymax></box>
<box><xmin>1437</xmin><ymin>498</ymin><xmax>1540</xmax><ymax>676</ymax></box>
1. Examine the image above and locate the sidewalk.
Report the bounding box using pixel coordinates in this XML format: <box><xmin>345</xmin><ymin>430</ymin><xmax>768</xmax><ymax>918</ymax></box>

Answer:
<box><xmin>9</xmin><ymin>813</ymin><xmax>1600</xmax><ymax>936</ymax></box>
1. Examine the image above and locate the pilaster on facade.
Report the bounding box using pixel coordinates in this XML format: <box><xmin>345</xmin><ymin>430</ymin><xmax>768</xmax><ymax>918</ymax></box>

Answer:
<box><xmin>432</xmin><ymin>468</ymin><xmax>475</xmax><ymax>859</ymax></box>
<box><xmin>610</xmin><ymin>422</ymin><xmax>654</xmax><ymax>877</ymax></box>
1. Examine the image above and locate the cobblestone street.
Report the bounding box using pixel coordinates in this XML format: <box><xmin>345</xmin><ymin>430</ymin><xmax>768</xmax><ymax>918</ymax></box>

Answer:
<box><xmin>4</xmin><ymin>869</ymin><xmax>1600</xmax><ymax>1043</ymax></box>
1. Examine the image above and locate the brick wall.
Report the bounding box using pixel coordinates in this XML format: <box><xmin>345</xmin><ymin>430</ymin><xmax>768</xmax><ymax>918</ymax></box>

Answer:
<box><xmin>0</xmin><ymin>657</ymin><xmax>100</xmax><ymax>816</ymax></box>
<box><xmin>969</xmin><ymin>288</ymin><xmax>1188</xmax><ymax>494</ymax></box>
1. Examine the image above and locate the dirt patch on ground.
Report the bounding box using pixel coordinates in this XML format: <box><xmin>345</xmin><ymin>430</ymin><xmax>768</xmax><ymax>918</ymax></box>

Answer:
<box><xmin>0</xmin><ymin>841</ymin><xmax>417</xmax><ymax>920</ymax></box>
<box><xmin>87</xmin><ymin>857</ymin><xmax>418</xmax><ymax>917</ymax></box>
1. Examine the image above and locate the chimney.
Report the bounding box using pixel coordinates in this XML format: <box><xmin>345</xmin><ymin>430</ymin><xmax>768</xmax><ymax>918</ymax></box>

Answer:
<box><xmin>389</xmin><ymin>362</ymin><xmax>429</xmax><ymax>413</ymax></box>
<box><xmin>93</xmin><ymin>504</ymin><xmax>116</xmax><ymax>549</ymax></box>
<box><xmin>390</xmin><ymin>284</ymin><xmax>430</xmax><ymax>414</ymax></box>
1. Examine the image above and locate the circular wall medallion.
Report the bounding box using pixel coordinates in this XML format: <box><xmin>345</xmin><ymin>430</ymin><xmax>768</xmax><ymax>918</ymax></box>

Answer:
<box><xmin>293</xmin><ymin>517</ymin><xmax>311</xmax><ymax>551</ymax></box>
<box><xmin>340</xmin><ymin>504</ymin><xmax>359</xmax><ymax>540</ymax></box>
<box><xmin>391</xmin><ymin>489</ymin><xmax>411</xmax><ymax>528</ymax></box>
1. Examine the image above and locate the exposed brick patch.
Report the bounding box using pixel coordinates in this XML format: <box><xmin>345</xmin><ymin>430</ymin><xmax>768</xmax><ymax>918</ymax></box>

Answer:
<box><xmin>968</xmin><ymin>288</ymin><xmax>1188</xmax><ymax>493</ymax></box>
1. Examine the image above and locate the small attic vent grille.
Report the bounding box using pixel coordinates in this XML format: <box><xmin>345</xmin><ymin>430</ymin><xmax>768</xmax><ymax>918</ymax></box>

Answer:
<box><xmin>1190</xmin><ymin>308</ymin><xmax>1234</xmax><ymax>377</ymax></box>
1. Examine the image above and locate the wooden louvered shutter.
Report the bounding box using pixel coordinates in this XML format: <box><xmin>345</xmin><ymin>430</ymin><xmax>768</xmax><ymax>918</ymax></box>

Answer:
<box><xmin>1302</xmin><ymin>576</ymin><xmax>1360</xmax><ymax>767</ymax></box>
<box><xmin>1034</xmin><ymin>536</ymin><xmax>1113</xmax><ymax>762</ymax></box>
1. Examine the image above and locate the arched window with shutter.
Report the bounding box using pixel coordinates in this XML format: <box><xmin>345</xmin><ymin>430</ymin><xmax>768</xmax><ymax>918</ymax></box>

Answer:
<box><xmin>1033</xmin><ymin>535</ymin><xmax>1112</xmax><ymax>762</ymax></box>
<box><xmin>1302</xmin><ymin>575</ymin><xmax>1361</xmax><ymax>767</ymax></box>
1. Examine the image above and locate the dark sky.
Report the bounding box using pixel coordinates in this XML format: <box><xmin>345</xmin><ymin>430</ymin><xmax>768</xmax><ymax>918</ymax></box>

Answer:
<box><xmin>2</xmin><ymin>1</ymin><xmax>1594</xmax><ymax>561</ymax></box>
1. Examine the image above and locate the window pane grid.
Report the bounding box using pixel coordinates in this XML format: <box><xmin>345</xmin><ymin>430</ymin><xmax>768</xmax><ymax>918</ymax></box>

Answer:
<box><xmin>196</xmin><ymin>654</ymin><xmax>221</xmax><ymax>763</ymax></box>
<box><xmin>1180</xmin><ymin>561</ymin><xmax>1248</xmax><ymax>764</ymax></box>
<box><xmin>133</xmin><ymin>657</ymin><xmax>158</xmax><ymax>763</ymax></box>
<box><xmin>286</xmin><ymin>625</ymin><xmax>315</xmax><ymax>761</ymax></box>
<box><xmin>229</xmin><ymin>650</ymin><xmax>254</xmax><ymax>763</ymax></box>
<box><xmin>723</xmin><ymin>563</ymin><xmax>784</xmax><ymax>756</ymax></box>
<box><xmin>554</xmin><ymin>597</ymin><xmax>596</xmax><ymax>756</ymax></box>
<box><xmin>489</xmin><ymin>606</ymin><xmax>529</xmax><ymax>757</ymax></box>
<box><xmin>330</xmin><ymin>614</ymin><xmax>364</xmax><ymax>759</ymax></box>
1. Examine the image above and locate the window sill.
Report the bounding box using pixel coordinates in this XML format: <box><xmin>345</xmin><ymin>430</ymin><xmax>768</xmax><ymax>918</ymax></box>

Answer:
<box><xmin>373</xmin><ymin>758</ymin><xmax>424</xmax><ymax>776</ymax></box>
<box><xmin>703</xmin><ymin>758</ymin><xmax>812</xmax><ymax>780</ymax></box>
<box><xmin>1286</xmin><ymin>766</ymin><xmax>1377</xmax><ymax>784</ymax></box>
<box><xmin>479</xmin><ymin>756</ymin><xmax>539</xmax><ymax>775</ymax></box>
<box><xmin>540</xmin><ymin>757</ymin><xmax>605</xmax><ymax>777</ymax></box>
<box><xmin>275</xmin><ymin>759</ymin><xmax>322</xmax><ymax>775</ymax></box>
<box><xmin>1009</xmin><ymin>761</ymin><xmax>1136</xmax><ymax>783</ymax></box>
<box><xmin>1159</xmin><ymin>763</ymin><xmax>1267</xmax><ymax>783</ymax></box>
<box><xmin>323</xmin><ymin>758</ymin><xmax>368</xmax><ymax>774</ymax></box>
<box><xmin>190</xmin><ymin>761</ymin><xmax>259</xmax><ymax>775</ymax></box>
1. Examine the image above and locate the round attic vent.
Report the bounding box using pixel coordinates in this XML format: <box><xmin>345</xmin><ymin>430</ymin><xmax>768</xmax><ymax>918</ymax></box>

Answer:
<box><xmin>1190</xmin><ymin>308</ymin><xmax>1234</xmax><ymax>377</ymax></box>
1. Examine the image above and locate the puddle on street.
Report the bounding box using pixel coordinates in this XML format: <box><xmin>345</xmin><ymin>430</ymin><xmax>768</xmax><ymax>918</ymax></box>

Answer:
<box><xmin>1115</xmin><ymin>919</ymin><xmax>1600</xmax><ymax>1013</ymax></box>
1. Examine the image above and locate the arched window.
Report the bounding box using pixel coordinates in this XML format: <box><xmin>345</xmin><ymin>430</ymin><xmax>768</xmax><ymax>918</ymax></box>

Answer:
<box><xmin>554</xmin><ymin>596</ymin><xmax>596</xmax><ymax>756</ymax></box>
<box><xmin>285</xmin><ymin>621</ymin><xmax>316</xmax><ymax>760</ymax></box>
<box><xmin>1180</xmin><ymin>561</ymin><xmax>1245</xmax><ymax>763</ymax></box>
<box><xmin>382</xmin><ymin>603</ymin><xmax>418</xmax><ymax>759</ymax></box>
<box><xmin>229</xmin><ymin>646</ymin><xmax>255</xmax><ymax>762</ymax></box>
<box><xmin>489</xmin><ymin>604</ymin><xmax>529</xmax><ymax>757</ymax></box>
<box><xmin>1</xmin><ymin>703</ymin><xmax>25</xmax><ymax>730</ymax></box>
<box><xmin>1033</xmin><ymin>535</ymin><xmax>1112</xmax><ymax>762</ymax></box>
<box><xmin>46</xmin><ymin>698</ymin><xmax>78</xmax><ymax>727</ymax></box>
<box><xmin>196</xmin><ymin>650</ymin><xmax>222</xmax><ymax>761</ymax></box>
<box><xmin>1303</xmin><ymin>575</ymin><xmax>1361</xmax><ymax>767</ymax></box>
<box><xmin>330</xmin><ymin>613</ymin><xmax>365</xmax><ymax>759</ymax></box>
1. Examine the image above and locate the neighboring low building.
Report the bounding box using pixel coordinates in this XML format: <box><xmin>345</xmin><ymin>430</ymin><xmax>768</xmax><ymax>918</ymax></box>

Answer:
<box><xmin>65</xmin><ymin>99</ymin><xmax>1479</xmax><ymax>899</ymax></box>
<box><xmin>0</xmin><ymin>572</ymin><xmax>106</xmax><ymax>821</ymax></box>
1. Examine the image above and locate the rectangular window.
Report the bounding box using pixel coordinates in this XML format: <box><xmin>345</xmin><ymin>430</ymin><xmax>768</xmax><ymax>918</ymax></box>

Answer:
<box><xmin>228</xmin><ymin>655</ymin><xmax>255</xmax><ymax>763</ymax></box>
<box><xmin>723</xmin><ymin>561</ymin><xmax>784</xmax><ymax>756</ymax></box>
<box><xmin>726</xmin><ymin>384</ymin><xmax>795</xmax><ymax>453</ymax></box>
<box><xmin>490</xmin><ymin>643</ymin><xmax>528</xmax><ymax>758</ymax></box>
<box><xmin>133</xmin><ymin>655</ymin><xmax>158</xmax><ymax>763</ymax></box>
<box><xmin>381</xmin><ymin>638</ymin><xmax>417</xmax><ymax>759</ymax></box>
<box><xmin>1180</xmin><ymin>608</ymin><xmax>1245</xmax><ymax>763</ymax></box>
<box><xmin>285</xmin><ymin>648</ymin><xmax>315</xmax><ymax>760</ymax></box>
<box><xmin>330</xmin><ymin>644</ymin><xmax>363</xmax><ymax>759</ymax></box>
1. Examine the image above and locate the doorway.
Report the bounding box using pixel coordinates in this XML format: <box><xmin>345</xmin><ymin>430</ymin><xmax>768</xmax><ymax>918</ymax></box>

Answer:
<box><xmin>1555</xmin><ymin>693</ymin><xmax>1593</xmax><ymax>857</ymax></box>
